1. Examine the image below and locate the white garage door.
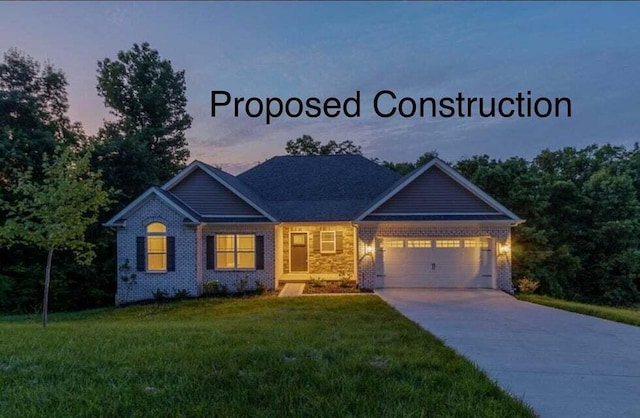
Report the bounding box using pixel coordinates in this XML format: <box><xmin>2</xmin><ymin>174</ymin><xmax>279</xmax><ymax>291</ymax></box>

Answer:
<box><xmin>376</xmin><ymin>238</ymin><xmax>494</xmax><ymax>288</ymax></box>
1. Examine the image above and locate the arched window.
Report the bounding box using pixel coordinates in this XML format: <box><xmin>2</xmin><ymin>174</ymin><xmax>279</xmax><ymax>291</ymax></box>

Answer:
<box><xmin>147</xmin><ymin>222</ymin><xmax>167</xmax><ymax>271</ymax></box>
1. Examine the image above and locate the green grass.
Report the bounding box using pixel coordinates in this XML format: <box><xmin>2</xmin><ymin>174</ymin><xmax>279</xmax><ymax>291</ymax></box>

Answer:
<box><xmin>0</xmin><ymin>296</ymin><xmax>533</xmax><ymax>417</ymax></box>
<box><xmin>519</xmin><ymin>294</ymin><xmax>640</xmax><ymax>327</ymax></box>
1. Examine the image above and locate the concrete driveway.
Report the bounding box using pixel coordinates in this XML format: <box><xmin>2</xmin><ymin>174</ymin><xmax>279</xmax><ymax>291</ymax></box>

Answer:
<box><xmin>375</xmin><ymin>288</ymin><xmax>640</xmax><ymax>418</ymax></box>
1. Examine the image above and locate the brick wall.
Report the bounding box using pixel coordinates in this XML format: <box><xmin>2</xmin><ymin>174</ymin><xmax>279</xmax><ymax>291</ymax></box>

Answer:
<box><xmin>115</xmin><ymin>196</ymin><xmax>198</xmax><ymax>305</ymax></box>
<box><xmin>357</xmin><ymin>223</ymin><xmax>513</xmax><ymax>293</ymax></box>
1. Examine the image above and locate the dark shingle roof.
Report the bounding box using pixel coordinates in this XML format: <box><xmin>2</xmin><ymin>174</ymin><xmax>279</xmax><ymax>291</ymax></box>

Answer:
<box><xmin>238</xmin><ymin>155</ymin><xmax>401</xmax><ymax>221</ymax></box>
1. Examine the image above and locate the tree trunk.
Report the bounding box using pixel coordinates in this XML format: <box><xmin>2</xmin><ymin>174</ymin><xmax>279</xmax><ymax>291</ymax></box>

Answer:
<box><xmin>42</xmin><ymin>248</ymin><xmax>53</xmax><ymax>328</ymax></box>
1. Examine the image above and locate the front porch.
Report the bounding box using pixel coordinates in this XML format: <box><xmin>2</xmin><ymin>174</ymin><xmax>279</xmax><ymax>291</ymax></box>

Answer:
<box><xmin>275</xmin><ymin>223</ymin><xmax>358</xmax><ymax>287</ymax></box>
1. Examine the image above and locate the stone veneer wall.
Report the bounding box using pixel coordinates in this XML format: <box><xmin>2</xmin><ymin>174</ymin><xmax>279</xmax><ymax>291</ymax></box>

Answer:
<box><xmin>357</xmin><ymin>223</ymin><xmax>513</xmax><ymax>293</ymax></box>
<box><xmin>116</xmin><ymin>196</ymin><xmax>198</xmax><ymax>305</ymax></box>
<box><xmin>282</xmin><ymin>224</ymin><xmax>355</xmax><ymax>277</ymax></box>
<box><xmin>201</xmin><ymin>224</ymin><xmax>276</xmax><ymax>292</ymax></box>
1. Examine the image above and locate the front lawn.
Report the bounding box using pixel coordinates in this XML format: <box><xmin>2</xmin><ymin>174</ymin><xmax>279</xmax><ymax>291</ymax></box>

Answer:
<box><xmin>519</xmin><ymin>294</ymin><xmax>640</xmax><ymax>327</ymax></box>
<box><xmin>0</xmin><ymin>296</ymin><xmax>533</xmax><ymax>417</ymax></box>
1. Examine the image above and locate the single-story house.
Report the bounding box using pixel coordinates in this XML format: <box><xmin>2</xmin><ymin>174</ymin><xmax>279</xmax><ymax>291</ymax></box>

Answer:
<box><xmin>105</xmin><ymin>155</ymin><xmax>522</xmax><ymax>304</ymax></box>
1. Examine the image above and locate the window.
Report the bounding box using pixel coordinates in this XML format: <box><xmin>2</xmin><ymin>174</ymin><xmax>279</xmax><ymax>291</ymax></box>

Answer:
<box><xmin>407</xmin><ymin>240</ymin><xmax>431</xmax><ymax>248</ymax></box>
<box><xmin>147</xmin><ymin>222</ymin><xmax>167</xmax><ymax>271</ymax></box>
<box><xmin>320</xmin><ymin>231</ymin><xmax>336</xmax><ymax>253</ymax></box>
<box><xmin>435</xmin><ymin>239</ymin><xmax>460</xmax><ymax>248</ymax></box>
<box><xmin>382</xmin><ymin>239</ymin><xmax>404</xmax><ymax>248</ymax></box>
<box><xmin>464</xmin><ymin>238</ymin><xmax>490</xmax><ymax>249</ymax></box>
<box><xmin>216</xmin><ymin>234</ymin><xmax>256</xmax><ymax>269</ymax></box>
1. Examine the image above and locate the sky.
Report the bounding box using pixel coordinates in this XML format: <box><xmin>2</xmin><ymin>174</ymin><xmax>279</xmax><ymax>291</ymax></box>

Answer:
<box><xmin>1</xmin><ymin>2</ymin><xmax>639</xmax><ymax>173</ymax></box>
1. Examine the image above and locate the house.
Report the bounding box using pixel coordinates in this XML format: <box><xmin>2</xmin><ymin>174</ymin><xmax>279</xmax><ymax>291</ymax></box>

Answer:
<box><xmin>104</xmin><ymin>155</ymin><xmax>522</xmax><ymax>304</ymax></box>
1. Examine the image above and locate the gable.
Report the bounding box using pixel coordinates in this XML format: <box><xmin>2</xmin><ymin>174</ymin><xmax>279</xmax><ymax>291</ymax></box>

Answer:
<box><xmin>169</xmin><ymin>168</ymin><xmax>263</xmax><ymax>217</ymax></box>
<box><xmin>104</xmin><ymin>187</ymin><xmax>199</xmax><ymax>227</ymax></box>
<box><xmin>371</xmin><ymin>165</ymin><xmax>499</xmax><ymax>215</ymax></box>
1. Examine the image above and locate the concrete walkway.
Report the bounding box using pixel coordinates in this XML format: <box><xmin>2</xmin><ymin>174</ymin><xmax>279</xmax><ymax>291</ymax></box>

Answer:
<box><xmin>278</xmin><ymin>283</ymin><xmax>305</xmax><ymax>297</ymax></box>
<box><xmin>376</xmin><ymin>288</ymin><xmax>640</xmax><ymax>418</ymax></box>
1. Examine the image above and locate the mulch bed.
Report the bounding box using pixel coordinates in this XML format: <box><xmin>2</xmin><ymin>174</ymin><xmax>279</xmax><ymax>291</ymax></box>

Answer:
<box><xmin>302</xmin><ymin>282</ymin><xmax>373</xmax><ymax>294</ymax></box>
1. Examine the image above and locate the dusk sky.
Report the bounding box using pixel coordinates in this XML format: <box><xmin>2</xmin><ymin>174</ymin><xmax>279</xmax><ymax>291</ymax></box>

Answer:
<box><xmin>2</xmin><ymin>2</ymin><xmax>639</xmax><ymax>173</ymax></box>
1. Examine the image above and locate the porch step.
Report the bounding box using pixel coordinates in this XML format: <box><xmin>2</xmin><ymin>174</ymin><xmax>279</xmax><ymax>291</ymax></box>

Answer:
<box><xmin>278</xmin><ymin>283</ymin><xmax>306</xmax><ymax>297</ymax></box>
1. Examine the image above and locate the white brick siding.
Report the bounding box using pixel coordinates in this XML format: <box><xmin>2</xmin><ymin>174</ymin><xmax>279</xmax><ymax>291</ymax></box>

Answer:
<box><xmin>115</xmin><ymin>196</ymin><xmax>198</xmax><ymax>305</ymax></box>
<box><xmin>357</xmin><ymin>223</ymin><xmax>513</xmax><ymax>293</ymax></box>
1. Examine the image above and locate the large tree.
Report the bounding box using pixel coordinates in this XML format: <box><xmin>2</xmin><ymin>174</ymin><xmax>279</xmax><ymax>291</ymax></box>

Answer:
<box><xmin>0</xmin><ymin>49</ymin><xmax>81</xmax><ymax>195</ymax></box>
<box><xmin>0</xmin><ymin>148</ymin><xmax>110</xmax><ymax>326</ymax></box>
<box><xmin>94</xmin><ymin>42</ymin><xmax>192</xmax><ymax>207</ymax></box>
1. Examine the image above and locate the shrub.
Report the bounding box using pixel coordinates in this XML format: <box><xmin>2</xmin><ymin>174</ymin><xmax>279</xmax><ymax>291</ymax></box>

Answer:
<box><xmin>235</xmin><ymin>276</ymin><xmax>250</xmax><ymax>295</ymax></box>
<box><xmin>338</xmin><ymin>271</ymin><xmax>352</xmax><ymax>288</ymax></box>
<box><xmin>152</xmin><ymin>289</ymin><xmax>169</xmax><ymax>303</ymax></box>
<box><xmin>310</xmin><ymin>277</ymin><xmax>326</xmax><ymax>288</ymax></box>
<box><xmin>255</xmin><ymin>280</ymin><xmax>267</xmax><ymax>295</ymax></box>
<box><xmin>203</xmin><ymin>280</ymin><xmax>227</xmax><ymax>297</ymax></box>
<box><xmin>173</xmin><ymin>288</ymin><xmax>190</xmax><ymax>300</ymax></box>
<box><xmin>516</xmin><ymin>277</ymin><xmax>540</xmax><ymax>294</ymax></box>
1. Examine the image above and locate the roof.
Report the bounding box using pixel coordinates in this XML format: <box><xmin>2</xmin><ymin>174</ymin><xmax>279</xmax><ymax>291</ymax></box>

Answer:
<box><xmin>356</xmin><ymin>157</ymin><xmax>522</xmax><ymax>222</ymax></box>
<box><xmin>105</xmin><ymin>155</ymin><xmax>522</xmax><ymax>226</ymax></box>
<box><xmin>103</xmin><ymin>186</ymin><xmax>200</xmax><ymax>227</ymax></box>
<box><xmin>238</xmin><ymin>155</ymin><xmax>402</xmax><ymax>221</ymax></box>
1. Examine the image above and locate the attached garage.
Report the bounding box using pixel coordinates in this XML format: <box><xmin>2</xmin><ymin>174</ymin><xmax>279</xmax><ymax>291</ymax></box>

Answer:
<box><xmin>375</xmin><ymin>237</ymin><xmax>495</xmax><ymax>288</ymax></box>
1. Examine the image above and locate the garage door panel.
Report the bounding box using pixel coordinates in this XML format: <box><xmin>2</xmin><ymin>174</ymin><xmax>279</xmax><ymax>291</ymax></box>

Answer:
<box><xmin>378</xmin><ymin>238</ymin><xmax>494</xmax><ymax>288</ymax></box>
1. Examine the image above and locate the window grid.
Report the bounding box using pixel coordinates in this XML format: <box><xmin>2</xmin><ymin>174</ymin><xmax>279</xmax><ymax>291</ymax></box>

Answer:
<box><xmin>216</xmin><ymin>234</ymin><xmax>256</xmax><ymax>270</ymax></box>
<box><xmin>320</xmin><ymin>231</ymin><xmax>336</xmax><ymax>253</ymax></box>
<box><xmin>382</xmin><ymin>240</ymin><xmax>404</xmax><ymax>248</ymax></box>
<box><xmin>436</xmin><ymin>239</ymin><xmax>460</xmax><ymax>248</ymax></box>
<box><xmin>407</xmin><ymin>240</ymin><xmax>431</xmax><ymax>248</ymax></box>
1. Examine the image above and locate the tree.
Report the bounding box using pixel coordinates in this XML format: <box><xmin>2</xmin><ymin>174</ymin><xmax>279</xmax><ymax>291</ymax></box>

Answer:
<box><xmin>0</xmin><ymin>148</ymin><xmax>110</xmax><ymax>326</ymax></box>
<box><xmin>285</xmin><ymin>135</ymin><xmax>362</xmax><ymax>156</ymax></box>
<box><xmin>0</xmin><ymin>48</ymin><xmax>81</xmax><ymax>194</ymax></box>
<box><xmin>94</xmin><ymin>42</ymin><xmax>192</xmax><ymax>206</ymax></box>
<box><xmin>382</xmin><ymin>151</ymin><xmax>439</xmax><ymax>175</ymax></box>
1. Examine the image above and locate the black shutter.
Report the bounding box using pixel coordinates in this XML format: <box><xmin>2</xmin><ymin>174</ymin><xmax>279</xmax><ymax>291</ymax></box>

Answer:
<box><xmin>136</xmin><ymin>237</ymin><xmax>145</xmax><ymax>271</ymax></box>
<box><xmin>313</xmin><ymin>231</ymin><xmax>321</xmax><ymax>252</ymax></box>
<box><xmin>167</xmin><ymin>236</ymin><xmax>176</xmax><ymax>271</ymax></box>
<box><xmin>206</xmin><ymin>236</ymin><xmax>216</xmax><ymax>270</ymax></box>
<box><xmin>336</xmin><ymin>231</ymin><xmax>343</xmax><ymax>254</ymax></box>
<box><xmin>255</xmin><ymin>235</ymin><xmax>264</xmax><ymax>270</ymax></box>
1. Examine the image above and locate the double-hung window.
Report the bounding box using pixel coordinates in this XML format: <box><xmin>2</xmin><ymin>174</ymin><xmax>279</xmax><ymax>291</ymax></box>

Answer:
<box><xmin>216</xmin><ymin>234</ymin><xmax>256</xmax><ymax>269</ymax></box>
<box><xmin>320</xmin><ymin>231</ymin><xmax>336</xmax><ymax>254</ymax></box>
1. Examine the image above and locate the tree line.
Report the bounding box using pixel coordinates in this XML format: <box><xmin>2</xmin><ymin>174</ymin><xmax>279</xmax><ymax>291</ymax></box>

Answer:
<box><xmin>0</xmin><ymin>43</ymin><xmax>638</xmax><ymax>316</ymax></box>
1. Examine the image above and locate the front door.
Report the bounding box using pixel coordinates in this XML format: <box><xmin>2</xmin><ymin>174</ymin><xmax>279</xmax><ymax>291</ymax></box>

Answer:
<box><xmin>290</xmin><ymin>233</ymin><xmax>308</xmax><ymax>272</ymax></box>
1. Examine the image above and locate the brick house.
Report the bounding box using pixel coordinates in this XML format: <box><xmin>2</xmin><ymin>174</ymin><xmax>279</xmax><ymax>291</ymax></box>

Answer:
<box><xmin>105</xmin><ymin>155</ymin><xmax>522</xmax><ymax>304</ymax></box>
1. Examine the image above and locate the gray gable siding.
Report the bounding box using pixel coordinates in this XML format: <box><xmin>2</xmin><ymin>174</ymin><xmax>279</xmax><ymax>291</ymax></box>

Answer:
<box><xmin>372</xmin><ymin>166</ymin><xmax>498</xmax><ymax>215</ymax></box>
<box><xmin>170</xmin><ymin>168</ymin><xmax>262</xmax><ymax>216</ymax></box>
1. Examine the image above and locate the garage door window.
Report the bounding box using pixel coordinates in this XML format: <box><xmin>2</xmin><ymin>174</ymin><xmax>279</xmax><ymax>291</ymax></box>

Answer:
<box><xmin>436</xmin><ymin>239</ymin><xmax>460</xmax><ymax>248</ymax></box>
<box><xmin>382</xmin><ymin>239</ymin><xmax>404</xmax><ymax>248</ymax></box>
<box><xmin>407</xmin><ymin>240</ymin><xmax>431</xmax><ymax>248</ymax></box>
<box><xmin>464</xmin><ymin>238</ymin><xmax>490</xmax><ymax>249</ymax></box>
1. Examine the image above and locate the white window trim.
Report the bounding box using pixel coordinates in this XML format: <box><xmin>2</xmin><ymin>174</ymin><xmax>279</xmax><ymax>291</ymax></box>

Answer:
<box><xmin>320</xmin><ymin>231</ymin><xmax>336</xmax><ymax>254</ymax></box>
<box><xmin>215</xmin><ymin>234</ymin><xmax>256</xmax><ymax>271</ymax></box>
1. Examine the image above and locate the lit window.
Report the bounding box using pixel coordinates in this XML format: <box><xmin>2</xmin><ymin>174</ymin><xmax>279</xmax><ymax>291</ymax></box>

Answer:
<box><xmin>320</xmin><ymin>231</ymin><xmax>336</xmax><ymax>253</ymax></box>
<box><xmin>382</xmin><ymin>239</ymin><xmax>404</xmax><ymax>248</ymax></box>
<box><xmin>216</xmin><ymin>234</ymin><xmax>255</xmax><ymax>269</ymax></box>
<box><xmin>407</xmin><ymin>240</ymin><xmax>431</xmax><ymax>248</ymax></box>
<box><xmin>436</xmin><ymin>239</ymin><xmax>460</xmax><ymax>248</ymax></box>
<box><xmin>147</xmin><ymin>222</ymin><xmax>166</xmax><ymax>271</ymax></box>
<box><xmin>464</xmin><ymin>239</ymin><xmax>490</xmax><ymax>249</ymax></box>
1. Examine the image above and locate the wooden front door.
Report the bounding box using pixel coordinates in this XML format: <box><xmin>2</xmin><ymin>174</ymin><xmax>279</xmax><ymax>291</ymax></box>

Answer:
<box><xmin>290</xmin><ymin>233</ymin><xmax>308</xmax><ymax>272</ymax></box>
